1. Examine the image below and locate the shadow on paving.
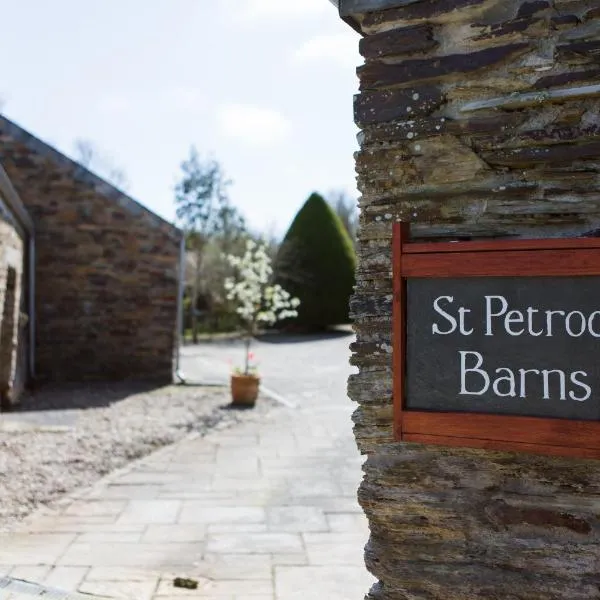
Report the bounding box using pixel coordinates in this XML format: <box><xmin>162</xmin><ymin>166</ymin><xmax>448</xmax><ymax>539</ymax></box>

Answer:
<box><xmin>256</xmin><ymin>327</ymin><xmax>354</xmax><ymax>345</ymax></box>
<box><xmin>12</xmin><ymin>380</ymin><xmax>165</xmax><ymax>412</ymax></box>
<box><xmin>181</xmin><ymin>329</ymin><xmax>354</xmax><ymax>352</ymax></box>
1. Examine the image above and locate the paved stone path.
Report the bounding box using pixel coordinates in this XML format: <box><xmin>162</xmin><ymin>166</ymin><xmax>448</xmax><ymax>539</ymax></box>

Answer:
<box><xmin>0</xmin><ymin>334</ymin><xmax>374</xmax><ymax>599</ymax></box>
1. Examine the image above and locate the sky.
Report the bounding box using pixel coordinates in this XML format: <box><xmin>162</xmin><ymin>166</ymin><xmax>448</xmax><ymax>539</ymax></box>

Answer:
<box><xmin>0</xmin><ymin>0</ymin><xmax>361</xmax><ymax>237</ymax></box>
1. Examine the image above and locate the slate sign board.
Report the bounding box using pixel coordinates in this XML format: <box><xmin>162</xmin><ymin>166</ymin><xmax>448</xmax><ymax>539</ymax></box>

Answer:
<box><xmin>392</xmin><ymin>224</ymin><xmax>600</xmax><ymax>458</ymax></box>
<box><xmin>406</xmin><ymin>276</ymin><xmax>600</xmax><ymax>421</ymax></box>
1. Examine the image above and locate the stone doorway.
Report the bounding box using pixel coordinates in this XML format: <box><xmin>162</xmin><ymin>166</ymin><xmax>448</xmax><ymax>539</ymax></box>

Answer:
<box><xmin>0</xmin><ymin>266</ymin><xmax>17</xmax><ymax>409</ymax></box>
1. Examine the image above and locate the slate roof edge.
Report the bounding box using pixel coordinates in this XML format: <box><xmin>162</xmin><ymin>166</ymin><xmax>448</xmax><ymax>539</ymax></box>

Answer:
<box><xmin>328</xmin><ymin>0</ymin><xmax>363</xmax><ymax>35</ymax></box>
<box><xmin>0</xmin><ymin>114</ymin><xmax>181</xmax><ymax>241</ymax></box>
<box><xmin>0</xmin><ymin>160</ymin><xmax>34</xmax><ymax>237</ymax></box>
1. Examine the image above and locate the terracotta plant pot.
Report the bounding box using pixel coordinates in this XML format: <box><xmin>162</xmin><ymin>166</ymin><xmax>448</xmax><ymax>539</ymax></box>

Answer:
<box><xmin>230</xmin><ymin>374</ymin><xmax>260</xmax><ymax>407</ymax></box>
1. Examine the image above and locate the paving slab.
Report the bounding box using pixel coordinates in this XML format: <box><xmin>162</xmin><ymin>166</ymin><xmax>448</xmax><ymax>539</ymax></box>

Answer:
<box><xmin>43</xmin><ymin>566</ymin><xmax>89</xmax><ymax>592</ymax></box>
<box><xmin>177</xmin><ymin>506</ymin><xmax>265</xmax><ymax>525</ymax></box>
<box><xmin>0</xmin><ymin>334</ymin><xmax>375</xmax><ymax>599</ymax></box>
<box><xmin>0</xmin><ymin>534</ymin><xmax>75</xmax><ymax>565</ymax></box>
<box><xmin>275</xmin><ymin>566</ymin><xmax>372</xmax><ymax>600</ymax></box>
<box><xmin>9</xmin><ymin>567</ymin><xmax>52</xmax><ymax>584</ymax></box>
<box><xmin>116</xmin><ymin>501</ymin><xmax>182</xmax><ymax>525</ymax></box>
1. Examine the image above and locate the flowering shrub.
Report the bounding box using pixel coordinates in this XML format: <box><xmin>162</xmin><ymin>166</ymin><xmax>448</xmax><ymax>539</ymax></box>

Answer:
<box><xmin>224</xmin><ymin>239</ymin><xmax>300</xmax><ymax>375</ymax></box>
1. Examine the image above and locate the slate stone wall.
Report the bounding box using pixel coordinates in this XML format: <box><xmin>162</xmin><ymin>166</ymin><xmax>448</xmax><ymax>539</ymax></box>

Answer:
<box><xmin>344</xmin><ymin>0</ymin><xmax>600</xmax><ymax>598</ymax></box>
<box><xmin>0</xmin><ymin>215</ymin><xmax>24</xmax><ymax>402</ymax></box>
<box><xmin>0</xmin><ymin>117</ymin><xmax>181</xmax><ymax>383</ymax></box>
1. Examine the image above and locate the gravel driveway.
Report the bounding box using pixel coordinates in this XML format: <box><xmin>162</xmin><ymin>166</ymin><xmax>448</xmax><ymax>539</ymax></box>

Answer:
<box><xmin>0</xmin><ymin>382</ymin><xmax>276</xmax><ymax>531</ymax></box>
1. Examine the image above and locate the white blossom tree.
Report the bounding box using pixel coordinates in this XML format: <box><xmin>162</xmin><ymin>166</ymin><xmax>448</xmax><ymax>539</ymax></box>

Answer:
<box><xmin>224</xmin><ymin>239</ymin><xmax>300</xmax><ymax>375</ymax></box>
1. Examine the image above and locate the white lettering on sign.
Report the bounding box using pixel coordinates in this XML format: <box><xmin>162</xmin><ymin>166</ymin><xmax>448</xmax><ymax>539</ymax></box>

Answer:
<box><xmin>458</xmin><ymin>351</ymin><xmax>591</xmax><ymax>402</ymax></box>
<box><xmin>432</xmin><ymin>294</ymin><xmax>600</xmax><ymax>339</ymax></box>
<box><xmin>431</xmin><ymin>295</ymin><xmax>596</xmax><ymax>402</ymax></box>
<box><xmin>432</xmin><ymin>296</ymin><xmax>473</xmax><ymax>335</ymax></box>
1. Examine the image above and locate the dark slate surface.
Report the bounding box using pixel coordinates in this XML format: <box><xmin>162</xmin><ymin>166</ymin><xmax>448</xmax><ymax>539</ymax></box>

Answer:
<box><xmin>406</xmin><ymin>276</ymin><xmax>600</xmax><ymax>420</ymax></box>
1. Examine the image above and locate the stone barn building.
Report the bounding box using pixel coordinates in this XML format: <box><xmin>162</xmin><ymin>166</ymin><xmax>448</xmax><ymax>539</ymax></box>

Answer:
<box><xmin>0</xmin><ymin>115</ymin><xmax>182</xmax><ymax>408</ymax></box>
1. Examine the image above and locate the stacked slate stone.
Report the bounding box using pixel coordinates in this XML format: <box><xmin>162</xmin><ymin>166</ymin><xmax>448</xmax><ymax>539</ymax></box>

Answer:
<box><xmin>346</xmin><ymin>1</ymin><xmax>600</xmax><ymax>598</ymax></box>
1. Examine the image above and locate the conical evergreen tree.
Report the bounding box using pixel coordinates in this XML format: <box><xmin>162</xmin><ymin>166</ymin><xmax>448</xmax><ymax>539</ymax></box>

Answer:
<box><xmin>275</xmin><ymin>192</ymin><xmax>357</xmax><ymax>329</ymax></box>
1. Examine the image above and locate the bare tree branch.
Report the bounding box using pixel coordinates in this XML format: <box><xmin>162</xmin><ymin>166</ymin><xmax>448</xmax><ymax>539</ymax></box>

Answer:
<box><xmin>174</xmin><ymin>146</ymin><xmax>247</xmax><ymax>343</ymax></box>
<box><xmin>73</xmin><ymin>138</ymin><xmax>130</xmax><ymax>191</ymax></box>
<box><xmin>74</xmin><ymin>139</ymin><xmax>94</xmax><ymax>168</ymax></box>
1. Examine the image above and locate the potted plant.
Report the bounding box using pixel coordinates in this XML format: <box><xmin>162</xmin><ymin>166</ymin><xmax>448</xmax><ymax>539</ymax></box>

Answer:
<box><xmin>224</xmin><ymin>239</ymin><xmax>300</xmax><ymax>407</ymax></box>
<box><xmin>230</xmin><ymin>351</ymin><xmax>260</xmax><ymax>407</ymax></box>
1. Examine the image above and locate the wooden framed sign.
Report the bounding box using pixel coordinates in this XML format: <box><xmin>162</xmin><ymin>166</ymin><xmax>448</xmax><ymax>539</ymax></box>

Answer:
<box><xmin>393</xmin><ymin>222</ymin><xmax>600</xmax><ymax>459</ymax></box>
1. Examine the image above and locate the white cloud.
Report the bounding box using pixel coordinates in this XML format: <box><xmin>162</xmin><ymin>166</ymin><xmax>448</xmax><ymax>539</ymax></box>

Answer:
<box><xmin>97</xmin><ymin>93</ymin><xmax>130</xmax><ymax>114</ymax></box>
<box><xmin>162</xmin><ymin>86</ymin><xmax>204</xmax><ymax>111</ymax></box>
<box><xmin>238</xmin><ymin>0</ymin><xmax>329</xmax><ymax>20</ymax></box>
<box><xmin>217</xmin><ymin>104</ymin><xmax>292</xmax><ymax>148</ymax></box>
<box><xmin>97</xmin><ymin>87</ymin><xmax>205</xmax><ymax>117</ymax></box>
<box><xmin>295</xmin><ymin>32</ymin><xmax>359</xmax><ymax>68</ymax></box>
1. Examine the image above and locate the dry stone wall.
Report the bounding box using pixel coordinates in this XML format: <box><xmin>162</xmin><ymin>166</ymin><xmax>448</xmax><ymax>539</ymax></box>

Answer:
<box><xmin>344</xmin><ymin>0</ymin><xmax>600</xmax><ymax>598</ymax></box>
<box><xmin>0</xmin><ymin>117</ymin><xmax>180</xmax><ymax>384</ymax></box>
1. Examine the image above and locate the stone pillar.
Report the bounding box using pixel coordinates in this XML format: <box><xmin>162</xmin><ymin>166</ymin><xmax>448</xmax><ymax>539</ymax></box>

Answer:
<box><xmin>338</xmin><ymin>1</ymin><xmax>600</xmax><ymax>598</ymax></box>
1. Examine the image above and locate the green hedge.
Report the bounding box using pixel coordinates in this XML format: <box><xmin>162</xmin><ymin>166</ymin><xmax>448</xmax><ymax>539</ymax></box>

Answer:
<box><xmin>275</xmin><ymin>193</ymin><xmax>357</xmax><ymax>330</ymax></box>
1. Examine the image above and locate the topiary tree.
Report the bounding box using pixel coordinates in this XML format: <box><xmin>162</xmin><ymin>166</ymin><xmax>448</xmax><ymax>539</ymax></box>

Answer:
<box><xmin>275</xmin><ymin>192</ymin><xmax>357</xmax><ymax>330</ymax></box>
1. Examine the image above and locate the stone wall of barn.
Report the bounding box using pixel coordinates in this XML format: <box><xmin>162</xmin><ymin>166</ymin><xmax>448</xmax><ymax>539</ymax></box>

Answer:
<box><xmin>343</xmin><ymin>0</ymin><xmax>600</xmax><ymax>598</ymax></box>
<box><xmin>0</xmin><ymin>117</ymin><xmax>181</xmax><ymax>383</ymax></box>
